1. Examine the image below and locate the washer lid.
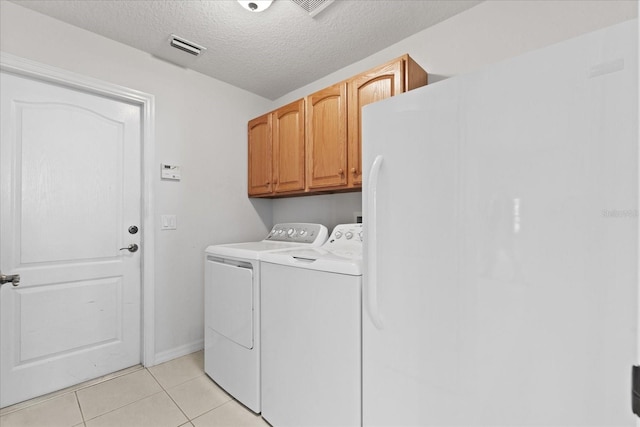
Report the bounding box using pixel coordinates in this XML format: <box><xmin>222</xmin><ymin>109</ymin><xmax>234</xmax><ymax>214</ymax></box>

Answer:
<box><xmin>260</xmin><ymin>248</ymin><xmax>362</xmax><ymax>276</ymax></box>
<box><xmin>204</xmin><ymin>223</ymin><xmax>329</xmax><ymax>260</ymax></box>
<box><xmin>205</xmin><ymin>241</ymin><xmax>308</xmax><ymax>260</ymax></box>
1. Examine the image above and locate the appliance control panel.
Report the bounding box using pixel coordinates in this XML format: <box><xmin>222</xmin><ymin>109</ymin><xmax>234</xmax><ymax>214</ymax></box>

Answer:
<box><xmin>323</xmin><ymin>223</ymin><xmax>363</xmax><ymax>257</ymax></box>
<box><xmin>265</xmin><ymin>223</ymin><xmax>328</xmax><ymax>244</ymax></box>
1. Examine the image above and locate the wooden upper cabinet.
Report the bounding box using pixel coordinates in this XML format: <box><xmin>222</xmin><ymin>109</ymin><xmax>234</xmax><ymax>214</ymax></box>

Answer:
<box><xmin>403</xmin><ymin>55</ymin><xmax>429</xmax><ymax>92</ymax></box>
<box><xmin>347</xmin><ymin>55</ymin><xmax>427</xmax><ymax>187</ymax></box>
<box><xmin>247</xmin><ymin>54</ymin><xmax>426</xmax><ymax>198</ymax></box>
<box><xmin>247</xmin><ymin>114</ymin><xmax>272</xmax><ymax>196</ymax></box>
<box><xmin>306</xmin><ymin>82</ymin><xmax>348</xmax><ymax>189</ymax></box>
<box><xmin>347</xmin><ymin>59</ymin><xmax>403</xmax><ymax>187</ymax></box>
<box><xmin>273</xmin><ymin>99</ymin><xmax>305</xmax><ymax>193</ymax></box>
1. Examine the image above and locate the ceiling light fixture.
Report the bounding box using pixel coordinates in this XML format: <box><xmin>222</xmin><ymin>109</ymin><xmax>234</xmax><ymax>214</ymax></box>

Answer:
<box><xmin>238</xmin><ymin>0</ymin><xmax>273</xmax><ymax>12</ymax></box>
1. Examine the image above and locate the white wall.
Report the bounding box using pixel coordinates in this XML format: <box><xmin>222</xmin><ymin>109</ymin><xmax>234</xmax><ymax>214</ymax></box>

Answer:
<box><xmin>271</xmin><ymin>0</ymin><xmax>638</xmax><ymax>230</ymax></box>
<box><xmin>0</xmin><ymin>1</ymin><xmax>273</xmax><ymax>362</ymax></box>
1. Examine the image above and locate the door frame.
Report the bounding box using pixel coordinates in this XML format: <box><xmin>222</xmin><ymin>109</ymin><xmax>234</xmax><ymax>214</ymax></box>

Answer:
<box><xmin>0</xmin><ymin>52</ymin><xmax>157</xmax><ymax>367</ymax></box>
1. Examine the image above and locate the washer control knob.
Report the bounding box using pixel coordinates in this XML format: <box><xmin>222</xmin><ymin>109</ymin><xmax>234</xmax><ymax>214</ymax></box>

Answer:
<box><xmin>335</xmin><ymin>231</ymin><xmax>343</xmax><ymax>239</ymax></box>
<box><xmin>345</xmin><ymin>231</ymin><xmax>354</xmax><ymax>240</ymax></box>
<box><xmin>299</xmin><ymin>229</ymin><xmax>307</xmax><ymax>236</ymax></box>
<box><xmin>287</xmin><ymin>228</ymin><xmax>295</xmax><ymax>237</ymax></box>
<box><xmin>277</xmin><ymin>229</ymin><xmax>284</xmax><ymax>235</ymax></box>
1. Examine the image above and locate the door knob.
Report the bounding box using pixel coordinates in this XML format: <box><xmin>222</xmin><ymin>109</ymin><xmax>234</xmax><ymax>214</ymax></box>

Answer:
<box><xmin>119</xmin><ymin>244</ymin><xmax>139</xmax><ymax>253</ymax></box>
<box><xmin>0</xmin><ymin>273</ymin><xmax>20</xmax><ymax>287</ymax></box>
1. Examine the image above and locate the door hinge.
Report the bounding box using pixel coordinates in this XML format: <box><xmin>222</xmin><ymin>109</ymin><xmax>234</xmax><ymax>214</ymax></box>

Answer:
<box><xmin>633</xmin><ymin>365</ymin><xmax>640</xmax><ymax>417</ymax></box>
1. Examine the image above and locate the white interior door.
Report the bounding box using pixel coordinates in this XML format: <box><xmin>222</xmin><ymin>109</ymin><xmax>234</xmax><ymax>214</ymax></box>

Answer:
<box><xmin>0</xmin><ymin>71</ymin><xmax>142</xmax><ymax>408</ymax></box>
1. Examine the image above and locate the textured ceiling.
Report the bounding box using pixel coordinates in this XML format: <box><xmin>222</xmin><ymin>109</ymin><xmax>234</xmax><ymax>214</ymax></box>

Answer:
<box><xmin>10</xmin><ymin>0</ymin><xmax>481</xmax><ymax>100</ymax></box>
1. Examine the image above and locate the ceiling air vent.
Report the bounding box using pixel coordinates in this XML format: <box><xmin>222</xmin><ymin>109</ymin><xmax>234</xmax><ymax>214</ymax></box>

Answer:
<box><xmin>290</xmin><ymin>0</ymin><xmax>335</xmax><ymax>17</ymax></box>
<box><xmin>169</xmin><ymin>34</ymin><xmax>206</xmax><ymax>56</ymax></box>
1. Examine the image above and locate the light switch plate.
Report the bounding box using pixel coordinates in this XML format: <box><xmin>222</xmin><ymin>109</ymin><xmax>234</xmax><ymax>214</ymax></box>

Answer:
<box><xmin>161</xmin><ymin>215</ymin><xmax>177</xmax><ymax>230</ymax></box>
<box><xmin>161</xmin><ymin>163</ymin><xmax>181</xmax><ymax>180</ymax></box>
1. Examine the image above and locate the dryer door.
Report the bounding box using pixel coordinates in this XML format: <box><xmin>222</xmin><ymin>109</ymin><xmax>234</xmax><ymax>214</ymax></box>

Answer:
<box><xmin>205</xmin><ymin>258</ymin><xmax>254</xmax><ymax>349</ymax></box>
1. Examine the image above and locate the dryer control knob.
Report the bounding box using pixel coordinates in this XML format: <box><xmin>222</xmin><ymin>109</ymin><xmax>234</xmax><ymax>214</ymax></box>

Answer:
<box><xmin>345</xmin><ymin>232</ymin><xmax>353</xmax><ymax>240</ymax></box>
<box><xmin>335</xmin><ymin>231</ymin><xmax>343</xmax><ymax>239</ymax></box>
<box><xmin>299</xmin><ymin>229</ymin><xmax>307</xmax><ymax>236</ymax></box>
<box><xmin>287</xmin><ymin>228</ymin><xmax>296</xmax><ymax>237</ymax></box>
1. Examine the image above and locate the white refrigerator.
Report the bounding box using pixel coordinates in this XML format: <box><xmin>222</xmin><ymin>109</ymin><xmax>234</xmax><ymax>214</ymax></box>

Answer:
<box><xmin>362</xmin><ymin>19</ymin><xmax>638</xmax><ymax>426</ymax></box>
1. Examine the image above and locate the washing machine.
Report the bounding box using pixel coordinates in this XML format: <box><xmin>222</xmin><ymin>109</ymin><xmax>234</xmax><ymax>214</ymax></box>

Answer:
<box><xmin>260</xmin><ymin>223</ymin><xmax>363</xmax><ymax>427</ymax></box>
<box><xmin>204</xmin><ymin>223</ymin><xmax>328</xmax><ymax>413</ymax></box>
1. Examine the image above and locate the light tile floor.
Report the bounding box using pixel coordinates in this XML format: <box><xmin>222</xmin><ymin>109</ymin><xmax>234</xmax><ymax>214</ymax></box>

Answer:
<box><xmin>0</xmin><ymin>351</ymin><xmax>270</xmax><ymax>427</ymax></box>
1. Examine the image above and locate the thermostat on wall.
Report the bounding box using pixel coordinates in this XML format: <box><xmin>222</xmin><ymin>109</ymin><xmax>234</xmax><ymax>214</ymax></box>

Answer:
<box><xmin>161</xmin><ymin>163</ymin><xmax>181</xmax><ymax>180</ymax></box>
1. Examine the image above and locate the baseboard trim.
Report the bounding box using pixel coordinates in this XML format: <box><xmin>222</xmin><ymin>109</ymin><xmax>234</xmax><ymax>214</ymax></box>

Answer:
<box><xmin>152</xmin><ymin>339</ymin><xmax>204</xmax><ymax>366</ymax></box>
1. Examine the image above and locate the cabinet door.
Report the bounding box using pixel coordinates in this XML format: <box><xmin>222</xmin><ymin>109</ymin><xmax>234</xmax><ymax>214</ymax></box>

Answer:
<box><xmin>306</xmin><ymin>83</ymin><xmax>348</xmax><ymax>189</ymax></box>
<box><xmin>348</xmin><ymin>59</ymin><xmax>403</xmax><ymax>187</ymax></box>
<box><xmin>273</xmin><ymin>99</ymin><xmax>305</xmax><ymax>193</ymax></box>
<box><xmin>248</xmin><ymin>114</ymin><xmax>272</xmax><ymax>196</ymax></box>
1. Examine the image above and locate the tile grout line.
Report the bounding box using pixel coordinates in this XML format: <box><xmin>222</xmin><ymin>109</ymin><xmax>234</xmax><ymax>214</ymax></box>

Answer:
<box><xmin>188</xmin><ymin>397</ymin><xmax>238</xmax><ymax>424</ymax></box>
<box><xmin>79</xmin><ymin>369</ymin><xmax>161</xmax><ymax>423</ymax></box>
<box><xmin>190</xmin><ymin>399</ymin><xmax>238</xmax><ymax>424</ymax></box>
<box><xmin>0</xmin><ymin>364</ymin><xmax>144</xmax><ymax>416</ymax></box>
<box><xmin>78</xmin><ymin>368</ymin><xmax>172</xmax><ymax>423</ymax></box>
<box><xmin>146</xmin><ymin>365</ymin><xmax>234</xmax><ymax>424</ymax></box>
<box><xmin>162</xmin><ymin>390</ymin><xmax>190</xmax><ymax>423</ymax></box>
<box><xmin>81</xmin><ymin>389</ymin><xmax>168</xmax><ymax>424</ymax></box>
<box><xmin>74</xmin><ymin>391</ymin><xmax>86</xmax><ymax>424</ymax></box>
<box><xmin>146</xmin><ymin>367</ymin><xmax>191</xmax><ymax>423</ymax></box>
<box><xmin>146</xmin><ymin>363</ymin><xmax>208</xmax><ymax>392</ymax></box>
<box><xmin>2</xmin><ymin>354</ymin><xmax>207</xmax><ymax>423</ymax></box>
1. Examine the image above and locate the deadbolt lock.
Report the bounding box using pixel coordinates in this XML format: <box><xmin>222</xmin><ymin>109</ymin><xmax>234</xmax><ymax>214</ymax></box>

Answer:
<box><xmin>128</xmin><ymin>225</ymin><xmax>139</xmax><ymax>234</ymax></box>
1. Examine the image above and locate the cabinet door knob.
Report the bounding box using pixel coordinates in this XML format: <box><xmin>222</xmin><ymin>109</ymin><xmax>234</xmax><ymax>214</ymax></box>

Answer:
<box><xmin>338</xmin><ymin>168</ymin><xmax>344</xmax><ymax>175</ymax></box>
<box><xmin>351</xmin><ymin>168</ymin><xmax>357</xmax><ymax>174</ymax></box>
<box><xmin>265</xmin><ymin>181</ymin><xmax>270</xmax><ymax>187</ymax></box>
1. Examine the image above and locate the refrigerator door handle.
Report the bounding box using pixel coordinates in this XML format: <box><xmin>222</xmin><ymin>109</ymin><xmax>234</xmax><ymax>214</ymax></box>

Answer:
<box><xmin>366</xmin><ymin>155</ymin><xmax>384</xmax><ymax>330</ymax></box>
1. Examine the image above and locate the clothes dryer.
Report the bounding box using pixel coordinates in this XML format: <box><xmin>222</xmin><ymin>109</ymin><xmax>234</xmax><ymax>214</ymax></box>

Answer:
<box><xmin>204</xmin><ymin>223</ymin><xmax>328</xmax><ymax>413</ymax></box>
